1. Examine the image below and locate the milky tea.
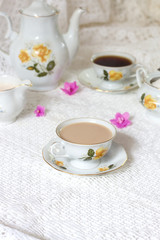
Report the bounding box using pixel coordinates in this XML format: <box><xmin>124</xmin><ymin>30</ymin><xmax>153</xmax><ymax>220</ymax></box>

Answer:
<box><xmin>0</xmin><ymin>83</ymin><xmax>15</xmax><ymax>91</ymax></box>
<box><xmin>59</xmin><ymin>122</ymin><xmax>113</xmax><ymax>145</ymax></box>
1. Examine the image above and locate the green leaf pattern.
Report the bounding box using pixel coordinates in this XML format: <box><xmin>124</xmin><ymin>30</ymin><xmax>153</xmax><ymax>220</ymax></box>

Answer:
<box><xmin>103</xmin><ymin>70</ymin><xmax>109</xmax><ymax>81</ymax></box>
<box><xmin>26</xmin><ymin>60</ymin><xmax>56</xmax><ymax>78</ymax></box>
<box><xmin>47</xmin><ymin>61</ymin><xmax>55</xmax><ymax>71</ymax></box>
<box><xmin>82</xmin><ymin>147</ymin><xmax>108</xmax><ymax>161</ymax></box>
<box><xmin>141</xmin><ymin>93</ymin><xmax>145</xmax><ymax>102</ymax></box>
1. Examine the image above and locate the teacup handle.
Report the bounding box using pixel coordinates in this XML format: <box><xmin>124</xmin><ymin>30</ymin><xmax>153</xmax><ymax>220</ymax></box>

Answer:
<box><xmin>136</xmin><ymin>67</ymin><xmax>148</xmax><ymax>87</ymax></box>
<box><xmin>130</xmin><ymin>63</ymin><xmax>143</xmax><ymax>77</ymax></box>
<box><xmin>49</xmin><ymin>141</ymin><xmax>69</xmax><ymax>158</ymax></box>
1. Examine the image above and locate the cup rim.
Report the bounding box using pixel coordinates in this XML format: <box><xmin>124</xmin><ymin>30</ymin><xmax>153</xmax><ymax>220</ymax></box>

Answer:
<box><xmin>91</xmin><ymin>51</ymin><xmax>136</xmax><ymax>69</ymax></box>
<box><xmin>55</xmin><ymin>117</ymin><xmax>117</xmax><ymax>146</ymax></box>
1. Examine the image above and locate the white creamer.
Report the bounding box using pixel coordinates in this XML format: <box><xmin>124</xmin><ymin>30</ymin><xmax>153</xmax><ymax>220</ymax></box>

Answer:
<box><xmin>0</xmin><ymin>75</ymin><xmax>32</xmax><ymax>124</ymax></box>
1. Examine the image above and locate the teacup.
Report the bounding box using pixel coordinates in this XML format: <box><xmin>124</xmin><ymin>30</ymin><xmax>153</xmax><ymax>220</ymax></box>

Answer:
<box><xmin>49</xmin><ymin>118</ymin><xmax>116</xmax><ymax>169</ymax></box>
<box><xmin>91</xmin><ymin>51</ymin><xmax>140</xmax><ymax>90</ymax></box>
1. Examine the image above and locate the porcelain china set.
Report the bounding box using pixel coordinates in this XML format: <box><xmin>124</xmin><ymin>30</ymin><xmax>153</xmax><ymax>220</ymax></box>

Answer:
<box><xmin>0</xmin><ymin>0</ymin><xmax>84</xmax><ymax>124</ymax></box>
<box><xmin>44</xmin><ymin>64</ymin><xmax>160</xmax><ymax>175</ymax></box>
<box><xmin>79</xmin><ymin>52</ymin><xmax>139</xmax><ymax>93</ymax></box>
<box><xmin>0</xmin><ymin>0</ymin><xmax>159</xmax><ymax>175</ymax></box>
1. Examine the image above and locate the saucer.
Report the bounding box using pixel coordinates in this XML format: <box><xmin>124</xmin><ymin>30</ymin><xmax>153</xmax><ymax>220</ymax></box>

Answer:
<box><xmin>78</xmin><ymin>68</ymin><xmax>138</xmax><ymax>93</ymax></box>
<box><xmin>42</xmin><ymin>141</ymin><xmax>128</xmax><ymax>176</ymax></box>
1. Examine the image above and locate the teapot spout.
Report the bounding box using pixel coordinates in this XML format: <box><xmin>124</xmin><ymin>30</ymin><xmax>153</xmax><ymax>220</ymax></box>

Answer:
<box><xmin>16</xmin><ymin>80</ymin><xmax>32</xmax><ymax>93</ymax></box>
<box><xmin>63</xmin><ymin>7</ymin><xmax>85</xmax><ymax>64</ymax></box>
<box><xmin>20</xmin><ymin>80</ymin><xmax>32</xmax><ymax>88</ymax></box>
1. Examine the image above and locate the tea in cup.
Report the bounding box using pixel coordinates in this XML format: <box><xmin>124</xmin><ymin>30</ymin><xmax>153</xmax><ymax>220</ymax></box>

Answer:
<box><xmin>91</xmin><ymin>52</ymin><xmax>139</xmax><ymax>90</ymax></box>
<box><xmin>49</xmin><ymin>118</ymin><xmax>116</xmax><ymax>169</ymax></box>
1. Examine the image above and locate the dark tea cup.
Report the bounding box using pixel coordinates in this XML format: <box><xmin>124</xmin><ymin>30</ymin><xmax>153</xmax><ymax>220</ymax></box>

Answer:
<box><xmin>91</xmin><ymin>52</ymin><xmax>140</xmax><ymax>89</ymax></box>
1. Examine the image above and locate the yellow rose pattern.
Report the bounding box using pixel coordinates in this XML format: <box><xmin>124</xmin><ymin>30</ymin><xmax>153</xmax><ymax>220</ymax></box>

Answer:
<box><xmin>82</xmin><ymin>147</ymin><xmax>108</xmax><ymax>161</ymax></box>
<box><xmin>19</xmin><ymin>50</ymin><xmax>30</xmax><ymax>63</ymax></box>
<box><xmin>32</xmin><ymin>44</ymin><xmax>51</xmax><ymax>62</ymax></box>
<box><xmin>99</xmin><ymin>166</ymin><xmax>109</xmax><ymax>172</ymax></box>
<box><xmin>109</xmin><ymin>70</ymin><xmax>123</xmax><ymax>81</ymax></box>
<box><xmin>103</xmin><ymin>70</ymin><xmax>123</xmax><ymax>81</ymax></box>
<box><xmin>99</xmin><ymin>164</ymin><xmax>114</xmax><ymax>172</ymax></box>
<box><xmin>141</xmin><ymin>93</ymin><xmax>157</xmax><ymax>110</ymax></box>
<box><xmin>54</xmin><ymin>160</ymin><xmax>67</xmax><ymax>169</ymax></box>
<box><xmin>54</xmin><ymin>160</ymin><xmax>64</xmax><ymax>167</ymax></box>
<box><xmin>94</xmin><ymin>147</ymin><xmax>108</xmax><ymax>160</ymax></box>
<box><xmin>18</xmin><ymin>43</ymin><xmax>55</xmax><ymax>77</ymax></box>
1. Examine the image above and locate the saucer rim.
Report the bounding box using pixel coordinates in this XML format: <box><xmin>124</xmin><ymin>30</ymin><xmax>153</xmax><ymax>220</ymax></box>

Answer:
<box><xmin>42</xmin><ymin>142</ymin><xmax>128</xmax><ymax>176</ymax></box>
<box><xmin>78</xmin><ymin>68</ymin><xmax>138</xmax><ymax>93</ymax></box>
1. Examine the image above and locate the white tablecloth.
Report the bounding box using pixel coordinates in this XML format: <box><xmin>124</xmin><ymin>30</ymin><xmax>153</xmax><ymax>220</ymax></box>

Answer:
<box><xmin>0</xmin><ymin>1</ymin><xmax>160</xmax><ymax>240</ymax></box>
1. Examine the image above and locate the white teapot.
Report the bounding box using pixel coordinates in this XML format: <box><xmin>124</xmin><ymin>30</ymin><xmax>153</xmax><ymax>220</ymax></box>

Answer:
<box><xmin>0</xmin><ymin>0</ymin><xmax>85</xmax><ymax>91</ymax></box>
<box><xmin>0</xmin><ymin>75</ymin><xmax>32</xmax><ymax>124</ymax></box>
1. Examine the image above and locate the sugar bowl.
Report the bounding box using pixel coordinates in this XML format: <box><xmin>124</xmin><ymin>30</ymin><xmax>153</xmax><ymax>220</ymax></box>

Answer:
<box><xmin>136</xmin><ymin>67</ymin><xmax>160</xmax><ymax>118</ymax></box>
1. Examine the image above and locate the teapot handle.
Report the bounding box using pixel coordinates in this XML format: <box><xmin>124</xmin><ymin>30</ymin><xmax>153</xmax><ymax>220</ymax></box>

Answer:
<box><xmin>136</xmin><ymin>67</ymin><xmax>148</xmax><ymax>87</ymax></box>
<box><xmin>0</xmin><ymin>12</ymin><xmax>17</xmax><ymax>60</ymax></box>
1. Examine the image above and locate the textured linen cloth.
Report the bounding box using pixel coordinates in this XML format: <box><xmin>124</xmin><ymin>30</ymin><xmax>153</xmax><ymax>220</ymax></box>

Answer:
<box><xmin>0</xmin><ymin>0</ymin><xmax>160</xmax><ymax>240</ymax></box>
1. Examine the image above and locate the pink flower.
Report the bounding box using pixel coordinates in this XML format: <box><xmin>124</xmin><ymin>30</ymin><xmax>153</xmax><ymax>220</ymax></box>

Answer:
<box><xmin>110</xmin><ymin>112</ymin><xmax>131</xmax><ymax>129</ymax></box>
<box><xmin>34</xmin><ymin>105</ymin><xmax>45</xmax><ymax>117</ymax></box>
<box><xmin>61</xmin><ymin>81</ymin><xmax>79</xmax><ymax>95</ymax></box>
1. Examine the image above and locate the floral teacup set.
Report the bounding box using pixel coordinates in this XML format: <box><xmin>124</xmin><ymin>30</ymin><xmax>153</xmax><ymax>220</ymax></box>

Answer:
<box><xmin>1</xmin><ymin>0</ymin><xmax>160</xmax><ymax>175</ymax></box>
<box><xmin>79</xmin><ymin>51</ymin><xmax>160</xmax><ymax>120</ymax></box>
<box><xmin>79</xmin><ymin>51</ymin><xmax>139</xmax><ymax>93</ymax></box>
<box><xmin>43</xmin><ymin>51</ymin><xmax>160</xmax><ymax>175</ymax></box>
<box><xmin>0</xmin><ymin>0</ymin><xmax>84</xmax><ymax>123</ymax></box>
<box><xmin>42</xmin><ymin>117</ymin><xmax>128</xmax><ymax>176</ymax></box>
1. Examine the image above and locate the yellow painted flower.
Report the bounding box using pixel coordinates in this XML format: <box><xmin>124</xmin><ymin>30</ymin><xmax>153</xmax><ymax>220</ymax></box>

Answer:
<box><xmin>19</xmin><ymin>49</ymin><xmax>30</xmax><ymax>63</ymax></box>
<box><xmin>144</xmin><ymin>95</ymin><xmax>157</xmax><ymax>110</ymax></box>
<box><xmin>32</xmin><ymin>44</ymin><xmax>51</xmax><ymax>62</ymax></box>
<box><xmin>124</xmin><ymin>86</ymin><xmax>131</xmax><ymax>90</ymax></box>
<box><xmin>94</xmin><ymin>147</ymin><xmax>108</xmax><ymax>160</ymax></box>
<box><xmin>109</xmin><ymin>70</ymin><xmax>123</xmax><ymax>81</ymax></box>
<box><xmin>99</xmin><ymin>166</ymin><xmax>109</xmax><ymax>172</ymax></box>
<box><xmin>54</xmin><ymin>160</ymin><xmax>64</xmax><ymax>167</ymax></box>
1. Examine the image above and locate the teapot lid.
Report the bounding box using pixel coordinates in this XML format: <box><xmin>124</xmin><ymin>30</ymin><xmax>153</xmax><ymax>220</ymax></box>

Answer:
<box><xmin>21</xmin><ymin>0</ymin><xmax>58</xmax><ymax>17</ymax></box>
